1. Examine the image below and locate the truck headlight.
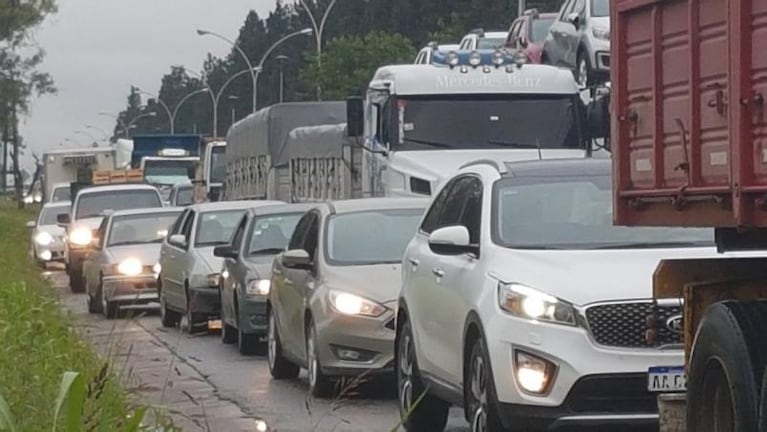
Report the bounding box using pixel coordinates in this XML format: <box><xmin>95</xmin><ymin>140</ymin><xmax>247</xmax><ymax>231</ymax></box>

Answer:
<box><xmin>498</xmin><ymin>283</ymin><xmax>576</xmax><ymax>326</ymax></box>
<box><xmin>117</xmin><ymin>258</ymin><xmax>143</xmax><ymax>276</ymax></box>
<box><xmin>592</xmin><ymin>27</ymin><xmax>610</xmax><ymax>41</ymax></box>
<box><xmin>69</xmin><ymin>226</ymin><xmax>92</xmax><ymax>246</ymax></box>
<box><xmin>246</xmin><ymin>279</ymin><xmax>270</xmax><ymax>296</ymax></box>
<box><xmin>328</xmin><ymin>290</ymin><xmax>386</xmax><ymax>317</ymax></box>
<box><xmin>35</xmin><ymin>232</ymin><xmax>54</xmax><ymax>246</ymax></box>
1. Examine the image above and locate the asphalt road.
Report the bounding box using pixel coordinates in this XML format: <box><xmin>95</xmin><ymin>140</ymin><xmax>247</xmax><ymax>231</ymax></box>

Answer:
<box><xmin>47</xmin><ymin>267</ymin><xmax>470</xmax><ymax>432</ymax></box>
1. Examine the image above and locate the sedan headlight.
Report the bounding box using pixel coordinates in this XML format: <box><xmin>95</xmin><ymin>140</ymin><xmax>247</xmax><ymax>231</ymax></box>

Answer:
<box><xmin>206</xmin><ymin>273</ymin><xmax>221</xmax><ymax>287</ymax></box>
<box><xmin>592</xmin><ymin>27</ymin><xmax>610</xmax><ymax>41</ymax></box>
<box><xmin>246</xmin><ymin>279</ymin><xmax>270</xmax><ymax>296</ymax></box>
<box><xmin>498</xmin><ymin>283</ymin><xmax>576</xmax><ymax>326</ymax></box>
<box><xmin>35</xmin><ymin>232</ymin><xmax>54</xmax><ymax>246</ymax></box>
<box><xmin>117</xmin><ymin>258</ymin><xmax>143</xmax><ymax>276</ymax></box>
<box><xmin>69</xmin><ymin>226</ymin><xmax>92</xmax><ymax>246</ymax></box>
<box><xmin>328</xmin><ymin>290</ymin><xmax>386</xmax><ymax>317</ymax></box>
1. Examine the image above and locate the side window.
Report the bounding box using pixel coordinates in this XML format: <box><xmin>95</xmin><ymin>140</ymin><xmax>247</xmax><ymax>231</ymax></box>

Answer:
<box><xmin>438</xmin><ymin>177</ymin><xmax>474</xmax><ymax>229</ymax></box>
<box><xmin>420</xmin><ymin>179</ymin><xmax>456</xmax><ymax>234</ymax></box>
<box><xmin>459</xmin><ymin>37</ymin><xmax>469</xmax><ymax>50</ymax></box>
<box><xmin>559</xmin><ymin>0</ymin><xmax>575</xmax><ymax>20</ymax></box>
<box><xmin>507</xmin><ymin>21</ymin><xmax>523</xmax><ymax>47</ymax></box>
<box><xmin>302</xmin><ymin>215</ymin><xmax>320</xmax><ymax>262</ymax></box>
<box><xmin>170</xmin><ymin>210</ymin><xmax>188</xmax><ymax>236</ymax></box>
<box><xmin>459</xmin><ymin>178</ymin><xmax>483</xmax><ymax>244</ymax></box>
<box><xmin>95</xmin><ymin>218</ymin><xmax>109</xmax><ymax>249</ymax></box>
<box><xmin>231</xmin><ymin>215</ymin><xmax>248</xmax><ymax>252</ymax></box>
<box><xmin>180</xmin><ymin>211</ymin><xmax>196</xmax><ymax>247</ymax></box>
<box><xmin>574</xmin><ymin>0</ymin><xmax>586</xmax><ymax>18</ymax></box>
<box><xmin>288</xmin><ymin>212</ymin><xmax>313</xmax><ymax>250</ymax></box>
<box><xmin>415</xmin><ymin>51</ymin><xmax>424</xmax><ymax>64</ymax></box>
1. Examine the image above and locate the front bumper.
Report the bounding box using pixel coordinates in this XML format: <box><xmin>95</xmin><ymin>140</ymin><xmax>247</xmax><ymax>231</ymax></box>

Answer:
<box><xmin>102</xmin><ymin>274</ymin><xmax>158</xmax><ymax>303</ymax></box>
<box><xmin>188</xmin><ymin>287</ymin><xmax>221</xmax><ymax>317</ymax></box>
<box><xmin>238</xmin><ymin>298</ymin><xmax>268</xmax><ymax>335</ymax></box>
<box><xmin>484</xmin><ymin>312</ymin><xmax>681</xmax><ymax>429</ymax></box>
<box><xmin>315</xmin><ymin>310</ymin><xmax>396</xmax><ymax>376</ymax></box>
<box><xmin>34</xmin><ymin>242</ymin><xmax>66</xmax><ymax>262</ymax></box>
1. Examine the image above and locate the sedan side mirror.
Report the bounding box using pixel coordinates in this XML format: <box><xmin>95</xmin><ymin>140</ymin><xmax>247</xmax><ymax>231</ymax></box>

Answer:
<box><xmin>567</xmin><ymin>12</ymin><xmax>581</xmax><ymax>29</ymax></box>
<box><xmin>169</xmin><ymin>234</ymin><xmax>187</xmax><ymax>248</ymax></box>
<box><xmin>428</xmin><ymin>226</ymin><xmax>476</xmax><ymax>256</ymax></box>
<box><xmin>213</xmin><ymin>245</ymin><xmax>238</xmax><ymax>259</ymax></box>
<box><xmin>26</xmin><ymin>220</ymin><xmax>36</xmax><ymax>228</ymax></box>
<box><xmin>283</xmin><ymin>249</ymin><xmax>312</xmax><ymax>270</ymax></box>
<box><xmin>57</xmin><ymin>213</ymin><xmax>71</xmax><ymax>226</ymax></box>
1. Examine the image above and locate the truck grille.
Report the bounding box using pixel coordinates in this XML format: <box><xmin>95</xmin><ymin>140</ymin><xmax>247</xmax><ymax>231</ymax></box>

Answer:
<box><xmin>585</xmin><ymin>302</ymin><xmax>682</xmax><ymax>348</ymax></box>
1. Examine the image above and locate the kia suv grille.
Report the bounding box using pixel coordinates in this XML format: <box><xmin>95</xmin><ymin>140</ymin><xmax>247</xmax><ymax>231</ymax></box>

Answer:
<box><xmin>585</xmin><ymin>302</ymin><xmax>683</xmax><ymax>348</ymax></box>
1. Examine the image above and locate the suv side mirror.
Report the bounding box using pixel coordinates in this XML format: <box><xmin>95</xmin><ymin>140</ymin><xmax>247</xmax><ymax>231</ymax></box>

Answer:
<box><xmin>587</xmin><ymin>92</ymin><xmax>611</xmax><ymax>142</ymax></box>
<box><xmin>57</xmin><ymin>213</ymin><xmax>71</xmax><ymax>227</ymax></box>
<box><xmin>346</xmin><ymin>97</ymin><xmax>364</xmax><ymax>138</ymax></box>
<box><xmin>567</xmin><ymin>12</ymin><xmax>581</xmax><ymax>29</ymax></box>
<box><xmin>169</xmin><ymin>234</ymin><xmax>187</xmax><ymax>248</ymax></box>
<box><xmin>428</xmin><ymin>226</ymin><xmax>476</xmax><ymax>255</ymax></box>
<box><xmin>282</xmin><ymin>249</ymin><xmax>312</xmax><ymax>270</ymax></box>
<box><xmin>213</xmin><ymin>245</ymin><xmax>238</xmax><ymax>259</ymax></box>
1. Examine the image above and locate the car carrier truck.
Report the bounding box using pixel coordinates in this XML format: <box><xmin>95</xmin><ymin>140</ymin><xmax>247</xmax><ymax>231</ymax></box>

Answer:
<box><xmin>610</xmin><ymin>0</ymin><xmax>767</xmax><ymax>430</ymax></box>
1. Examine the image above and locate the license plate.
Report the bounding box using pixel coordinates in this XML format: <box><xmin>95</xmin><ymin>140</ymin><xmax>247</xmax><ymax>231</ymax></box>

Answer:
<box><xmin>207</xmin><ymin>320</ymin><xmax>222</xmax><ymax>330</ymax></box>
<box><xmin>648</xmin><ymin>366</ymin><xmax>686</xmax><ymax>392</ymax></box>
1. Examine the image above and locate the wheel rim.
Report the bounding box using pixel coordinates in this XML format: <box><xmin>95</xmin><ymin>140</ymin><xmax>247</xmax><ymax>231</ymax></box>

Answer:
<box><xmin>398</xmin><ymin>330</ymin><xmax>414</xmax><ymax>416</ymax></box>
<box><xmin>308</xmin><ymin>326</ymin><xmax>318</xmax><ymax>389</ymax></box>
<box><xmin>101</xmin><ymin>286</ymin><xmax>107</xmax><ymax>316</ymax></box>
<box><xmin>469</xmin><ymin>354</ymin><xmax>488</xmax><ymax>432</ymax></box>
<box><xmin>268</xmin><ymin>312</ymin><xmax>277</xmax><ymax>369</ymax></box>
<box><xmin>578</xmin><ymin>58</ymin><xmax>588</xmax><ymax>88</ymax></box>
<box><xmin>700</xmin><ymin>359</ymin><xmax>735</xmax><ymax>432</ymax></box>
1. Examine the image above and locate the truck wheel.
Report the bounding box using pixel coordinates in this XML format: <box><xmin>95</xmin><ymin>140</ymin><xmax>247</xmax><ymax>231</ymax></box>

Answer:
<box><xmin>688</xmin><ymin>301</ymin><xmax>767</xmax><ymax>432</ymax></box>
<box><xmin>69</xmin><ymin>270</ymin><xmax>85</xmax><ymax>293</ymax></box>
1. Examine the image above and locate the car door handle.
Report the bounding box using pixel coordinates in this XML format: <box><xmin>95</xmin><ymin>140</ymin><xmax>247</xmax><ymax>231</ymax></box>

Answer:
<box><xmin>432</xmin><ymin>268</ymin><xmax>445</xmax><ymax>278</ymax></box>
<box><xmin>408</xmin><ymin>258</ymin><xmax>420</xmax><ymax>268</ymax></box>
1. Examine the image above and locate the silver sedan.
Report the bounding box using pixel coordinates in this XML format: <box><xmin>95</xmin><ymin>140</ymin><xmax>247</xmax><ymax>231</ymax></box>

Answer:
<box><xmin>83</xmin><ymin>207</ymin><xmax>182</xmax><ymax>319</ymax></box>
<box><xmin>268</xmin><ymin>198</ymin><xmax>427</xmax><ymax>398</ymax></box>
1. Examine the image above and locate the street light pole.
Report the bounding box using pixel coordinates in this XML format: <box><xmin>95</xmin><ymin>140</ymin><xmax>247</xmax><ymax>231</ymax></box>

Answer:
<box><xmin>299</xmin><ymin>0</ymin><xmax>339</xmax><ymax>101</ymax></box>
<box><xmin>135</xmin><ymin>88</ymin><xmax>174</xmax><ymax>133</ymax></box>
<box><xmin>276</xmin><ymin>55</ymin><xmax>288</xmax><ymax>103</ymax></box>
<box><xmin>253</xmin><ymin>28</ymin><xmax>313</xmax><ymax>109</ymax></box>
<box><xmin>196</xmin><ymin>29</ymin><xmax>259</xmax><ymax>113</ymax></box>
<box><xmin>125</xmin><ymin>112</ymin><xmax>158</xmax><ymax>138</ymax></box>
<box><xmin>170</xmin><ymin>88</ymin><xmax>208</xmax><ymax>134</ymax></box>
<box><xmin>98</xmin><ymin>112</ymin><xmax>128</xmax><ymax>138</ymax></box>
<box><xmin>228</xmin><ymin>95</ymin><xmax>238</xmax><ymax>127</ymax></box>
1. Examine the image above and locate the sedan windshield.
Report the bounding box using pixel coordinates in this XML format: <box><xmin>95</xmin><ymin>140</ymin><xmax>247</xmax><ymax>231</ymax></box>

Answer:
<box><xmin>325</xmin><ymin>208</ymin><xmax>424</xmax><ymax>265</ymax></box>
<box><xmin>592</xmin><ymin>0</ymin><xmax>609</xmax><ymax>17</ymax></box>
<box><xmin>247</xmin><ymin>213</ymin><xmax>303</xmax><ymax>255</ymax></box>
<box><xmin>108</xmin><ymin>213</ymin><xmax>180</xmax><ymax>247</ymax></box>
<box><xmin>397</xmin><ymin>95</ymin><xmax>582</xmax><ymax>151</ymax></box>
<box><xmin>51</xmin><ymin>187</ymin><xmax>71</xmax><ymax>202</ymax></box>
<box><xmin>40</xmin><ymin>206</ymin><xmax>69</xmax><ymax>225</ymax></box>
<box><xmin>76</xmin><ymin>190</ymin><xmax>163</xmax><ymax>219</ymax></box>
<box><xmin>493</xmin><ymin>175</ymin><xmax>713</xmax><ymax>249</ymax></box>
<box><xmin>195</xmin><ymin>209</ymin><xmax>248</xmax><ymax>247</ymax></box>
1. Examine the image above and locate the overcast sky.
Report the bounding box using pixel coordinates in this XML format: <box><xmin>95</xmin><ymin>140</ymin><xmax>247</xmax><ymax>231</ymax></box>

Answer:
<box><xmin>19</xmin><ymin>0</ymin><xmax>280</xmax><ymax>169</ymax></box>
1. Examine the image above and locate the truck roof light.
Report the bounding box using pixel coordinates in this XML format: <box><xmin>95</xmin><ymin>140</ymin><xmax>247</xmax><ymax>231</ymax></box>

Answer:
<box><xmin>158</xmin><ymin>149</ymin><xmax>189</xmax><ymax>157</ymax></box>
<box><xmin>492</xmin><ymin>50</ymin><xmax>506</xmax><ymax>67</ymax></box>
<box><xmin>447</xmin><ymin>51</ymin><xmax>460</xmax><ymax>67</ymax></box>
<box><xmin>469</xmin><ymin>51</ymin><xmax>482</xmax><ymax>67</ymax></box>
<box><xmin>460</xmin><ymin>65</ymin><xmax>469</xmax><ymax>74</ymax></box>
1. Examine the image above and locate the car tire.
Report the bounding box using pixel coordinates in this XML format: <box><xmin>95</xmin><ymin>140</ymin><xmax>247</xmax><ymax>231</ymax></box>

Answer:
<box><xmin>103</xmin><ymin>295</ymin><xmax>118</xmax><ymax>320</ymax></box>
<box><xmin>466</xmin><ymin>337</ymin><xmax>506</xmax><ymax>432</ymax></box>
<box><xmin>575</xmin><ymin>50</ymin><xmax>594</xmax><ymax>89</ymax></box>
<box><xmin>87</xmin><ymin>279</ymin><xmax>103</xmax><ymax>314</ymax></box>
<box><xmin>222</xmin><ymin>322</ymin><xmax>237</xmax><ymax>344</ymax></box>
<box><xmin>69</xmin><ymin>269</ymin><xmax>85</xmax><ymax>294</ymax></box>
<box><xmin>307</xmin><ymin>319</ymin><xmax>334</xmax><ymax>398</ymax></box>
<box><xmin>687</xmin><ymin>301</ymin><xmax>767</xmax><ymax>432</ymax></box>
<box><xmin>267</xmin><ymin>308</ymin><xmax>299</xmax><ymax>380</ymax></box>
<box><xmin>160</xmin><ymin>291</ymin><xmax>181</xmax><ymax>328</ymax></box>
<box><xmin>396</xmin><ymin>317</ymin><xmax>449</xmax><ymax>432</ymax></box>
<box><xmin>238</xmin><ymin>328</ymin><xmax>263</xmax><ymax>356</ymax></box>
<box><xmin>183</xmin><ymin>286</ymin><xmax>204</xmax><ymax>334</ymax></box>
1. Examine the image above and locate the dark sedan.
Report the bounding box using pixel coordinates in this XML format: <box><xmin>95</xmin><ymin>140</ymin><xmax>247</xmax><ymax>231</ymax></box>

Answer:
<box><xmin>215</xmin><ymin>203</ymin><xmax>315</xmax><ymax>355</ymax></box>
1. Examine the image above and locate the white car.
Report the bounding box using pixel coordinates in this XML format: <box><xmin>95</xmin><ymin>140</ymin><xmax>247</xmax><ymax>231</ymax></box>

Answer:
<box><xmin>158</xmin><ymin>200</ymin><xmax>283</xmax><ymax>332</ymax></box>
<box><xmin>28</xmin><ymin>201</ymin><xmax>70</xmax><ymax>266</ymax></box>
<box><xmin>396</xmin><ymin>158</ymin><xmax>722</xmax><ymax>431</ymax></box>
<box><xmin>459</xmin><ymin>29</ymin><xmax>509</xmax><ymax>51</ymax></box>
<box><xmin>48</xmin><ymin>182</ymin><xmax>72</xmax><ymax>203</ymax></box>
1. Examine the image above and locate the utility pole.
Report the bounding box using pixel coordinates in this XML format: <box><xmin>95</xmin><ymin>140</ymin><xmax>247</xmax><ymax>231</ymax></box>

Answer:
<box><xmin>518</xmin><ymin>0</ymin><xmax>526</xmax><ymax>16</ymax></box>
<box><xmin>2</xmin><ymin>109</ymin><xmax>8</xmax><ymax>193</ymax></box>
<box><xmin>11</xmin><ymin>101</ymin><xmax>22</xmax><ymax>208</ymax></box>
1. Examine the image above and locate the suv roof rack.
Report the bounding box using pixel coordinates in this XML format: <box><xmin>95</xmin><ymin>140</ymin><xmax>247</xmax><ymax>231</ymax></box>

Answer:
<box><xmin>459</xmin><ymin>159</ymin><xmax>508</xmax><ymax>174</ymax></box>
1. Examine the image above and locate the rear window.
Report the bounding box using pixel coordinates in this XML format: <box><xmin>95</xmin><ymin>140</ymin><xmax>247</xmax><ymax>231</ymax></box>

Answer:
<box><xmin>51</xmin><ymin>187</ymin><xmax>71</xmax><ymax>202</ymax></box>
<box><xmin>75</xmin><ymin>190</ymin><xmax>163</xmax><ymax>219</ymax></box>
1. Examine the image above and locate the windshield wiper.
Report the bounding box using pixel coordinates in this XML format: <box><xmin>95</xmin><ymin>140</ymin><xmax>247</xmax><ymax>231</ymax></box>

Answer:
<box><xmin>587</xmin><ymin>241</ymin><xmax>712</xmax><ymax>250</ymax></box>
<box><xmin>109</xmin><ymin>239</ymin><xmax>161</xmax><ymax>247</ymax></box>
<box><xmin>249</xmin><ymin>247</ymin><xmax>285</xmax><ymax>255</ymax></box>
<box><xmin>403</xmin><ymin>138</ymin><xmax>452</xmax><ymax>149</ymax></box>
<box><xmin>487</xmin><ymin>140</ymin><xmax>540</xmax><ymax>149</ymax></box>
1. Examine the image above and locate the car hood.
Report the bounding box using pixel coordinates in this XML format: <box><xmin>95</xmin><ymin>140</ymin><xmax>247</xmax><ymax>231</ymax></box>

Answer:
<box><xmin>322</xmin><ymin>264</ymin><xmax>403</xmax><ymax>305</ymax></box>
<box><xmin>107</xmin><ymin>244</ymin><xmax>162</xmax><ymax>264</ymax></box>
<box><xmin>589</xmin><ymin>16</ymin><xmax>610</xmax><ymax>30</ymax></box>
<box><xmin>488</xmin><ymin>246</ymin><xmax>764</xmax><ymax>306</ymax></box>
<box><xmin>71</xmin><ymin>217</ymin><xmax>103</xmax><ymax>231</ymax></box>
<box><xmin>37</xmin><ymin>225</ymin><xmax>65</xmax><ymax>237</ymax></box>
<box><xmin>390</xmin><ymin>149</ymin><xmax>589</xmax><ymax>184</ymax></box>
<box><xmin>242</xmin><ymin>256</ymin><xmax>277</xmax><ymax>280</ymax></box>
<box><xmin>196</xmin><ymin>246</ymin><xmax>223</xmax><ymax>274</ymax></box>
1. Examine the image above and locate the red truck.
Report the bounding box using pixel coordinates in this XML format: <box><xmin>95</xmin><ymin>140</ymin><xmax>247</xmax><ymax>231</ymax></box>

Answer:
<box><xmin>611</xmin><ymin>0</ymin><xmax>767</xmax><ymax>430</ymax></box>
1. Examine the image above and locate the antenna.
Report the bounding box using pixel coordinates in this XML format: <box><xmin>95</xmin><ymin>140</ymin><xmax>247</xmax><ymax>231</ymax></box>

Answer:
<box><xmin>536</xmin><ymin>139</ymin><xmax>542</xmax><ymax>160</ymax></box>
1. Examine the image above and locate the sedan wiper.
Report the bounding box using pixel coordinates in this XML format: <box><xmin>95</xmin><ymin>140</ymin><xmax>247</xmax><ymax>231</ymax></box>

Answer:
<box><xmin>109</xmin><ymin>239</ymin><xmax>162</xmax><ymax>247</ymax></box>
<box><xmin>249</xmin><ymin>247</ymin><xmax>286</xmax><ymax>255</ymax></box>
<box><xmin>587</xmin><ymin>241</ymin><xmax>712</xmax><ymax>250</ymax></box>
<box><xmin>403</xmin><ymin>138</ymin><xmax>452</xmax><ymax>149</ymax></box>
<box><xmin>487</xmin><ymin>140</ymin><xmax>539</xmax><ymax>149</ymax></box>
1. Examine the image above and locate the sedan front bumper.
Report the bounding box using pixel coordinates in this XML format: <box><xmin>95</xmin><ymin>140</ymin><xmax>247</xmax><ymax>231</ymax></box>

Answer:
<box><xmin>238</xmin><ymin>297</ymin><xmax>268</xmax><ymax>335</ymax></box>
<box><xmin>102</xmin><ymin>274</ymin><xmax>158</xmax><ymax>304</ymax></box>
<box><xmin>315</xmin><ymin>311</ymin><xmax>396</xmax><ymax>377</ymax></box>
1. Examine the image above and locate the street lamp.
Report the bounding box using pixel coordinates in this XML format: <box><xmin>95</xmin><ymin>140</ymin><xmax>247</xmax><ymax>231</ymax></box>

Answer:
<box><xmin>135</xmin><ymin>88</ymin><xmax>173</xmax><ymax>133</ymax></box>
<box><xmin>253</xmin><ymin>28</ymin><xmax>313</xmax><ymax>109</ymax></box>
<box><xmin>299</xmin><ymin>0</ymin><xmax>340</xmax><ymax>100</ymax></box>
<box><xmin>124</xmin><ymin>111</ymin><xmax>158</xmax><ymax>137</ymax></box>
<box><xmin>98</xmin><ymin>112</ymin><xmax>128</xmax><ymax>137</ymax></box>
<box><xmin>86</xmin><ymin>125</ymin><xmax>110</xmax><ymax>140</ymax></box>
<box><xmin>276</xmin><ymin>55</ymin><xmax>289</xmax><ymax>103</ymax></box>
<box><xmin>170</xmin><ymin>88</ymin><xmax>209</xmax><ymax>134</ymax></box>
<box><xmin>196</xmin><ymin>28</ymin><xmax>259</xmax><ymax>113</ymax></box>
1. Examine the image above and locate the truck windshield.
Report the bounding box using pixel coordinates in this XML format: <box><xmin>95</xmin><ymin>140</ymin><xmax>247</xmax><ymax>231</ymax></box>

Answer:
<box><xmin>396</xmin><ymin>95</ymin><xmax>582</xmax><ymax>151</ymax></box>
<box><xmin>143</xmin><ymin>159</ymin><xmax>194</xmax><ymax>186</ymax></box>
<box><xmin>325</xmin><ymin>208</ymin><xmax>425</xmax><ymax>265</ymax></box>
<box><xmin>76</xmin><ymin>190</ymin><xmax>163</xmax><ymax>220</ymax></box>
<box><xmin>108</xmin><ymin>212</ymin><xmax>180</xmax><ymax>247</ymax></box>
<box><xmin>51</xmin><ymin>187</ymin><xmax>71</xmax><ymax>202</ymax></box>
<box><xmin>210</xmin><ymin>146</ymin><xmax>226</xmax><ymax>184</ymax></box>
<box><xmin>492</xmin><ymin>174</ymin><xmax>714</xmax><ymax>250</ymax></box>
<box><xmin>247</xmin><ymin>213</ymin><xmax>303</xmax><ymax>255</ymax></box>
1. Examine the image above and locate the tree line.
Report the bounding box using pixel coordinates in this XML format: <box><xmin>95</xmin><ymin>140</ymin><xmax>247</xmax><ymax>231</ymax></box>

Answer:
<box><xmin>115</xmin><ymin>0</ymin><xmax>563</xmax><ymax>139</ymax></box>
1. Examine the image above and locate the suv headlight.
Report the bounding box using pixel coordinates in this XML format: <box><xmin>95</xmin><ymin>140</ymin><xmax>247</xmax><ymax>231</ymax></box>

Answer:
<box><xmin>69</xmin><ymin>226</ymin><xmax>92</xmax><ymax>246</ymax></box>
<box><xmin>246</xmin><ymin>279</ymin><xmax>270</xmax><ymax>296</ymax></box>
<box><xmin>117</xmin><ymin>258</ymin><xmax>143</xmax><ymax>276</ymax></box>
<box><xmin>328</xmin><ymin>290</ymin><xmax>386</xmax><ymax>317</ymax></box>
<box><xmin>35</xmin><ymin>232</ymin><xmax>54</xmax><ymax>246</ymax></box>
<box><xmin>498</xmin><ymin>283</ymin><xmax>576</xmax><ymax>326</ymax></box>
<box><xmin>592</xmin><ymin>27</ymin><xmax>610</xmax><ymax>41</ymax></box>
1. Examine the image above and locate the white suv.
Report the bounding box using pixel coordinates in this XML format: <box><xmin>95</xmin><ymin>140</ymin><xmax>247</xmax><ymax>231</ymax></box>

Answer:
<box><xmin>396</xmin><ymin>158</ymin><xmax>721</xmax><ymax>431</ymax></box>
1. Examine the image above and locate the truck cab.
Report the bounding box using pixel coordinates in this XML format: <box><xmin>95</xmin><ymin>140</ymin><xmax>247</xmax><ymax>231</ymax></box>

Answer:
<box><xmin>131</xmin><ymin>135</ymin><xmax>201</xmax><ymax>200</ymax></box>
<box><xmin>194</xmin><ymin>140</ymin><xmax>226</xmax><ymax>203</ymax></box>
<box><xmin>353</xmin><ymin>63</ymin><xmax>606</xmax><ymax>197</ymax></box>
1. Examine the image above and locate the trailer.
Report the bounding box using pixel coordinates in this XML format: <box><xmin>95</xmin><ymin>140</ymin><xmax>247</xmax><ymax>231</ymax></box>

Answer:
<box><xmin>41</xmin><ymin>148</ymin><xmax>116</xmax><ymax>203</ymax></box>
<box><xmin>611</xmin><ymin>0</ymin><xmax>767</xmax><ymax>430</ymax></box>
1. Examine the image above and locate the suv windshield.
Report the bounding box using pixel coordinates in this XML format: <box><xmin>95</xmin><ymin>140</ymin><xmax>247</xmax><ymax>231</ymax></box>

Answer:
<box><xmin>108</xmin><ymin>212</ymin><xmax>180</xmax><ymax>247</ymax></box>
<box><xmin>478</xmin><ymin>37</ymin><xmax>506</xmax><ymax>49</ymax></box>
<box><xmin>397</xmin><ymin>95</ymin><xmax>582</xmax><ymax>151</ymax></box>
<box><xmin>210</xmin><ymin>146</ymin><xmax>226</xmax><ymax>184</ymax></box>
<box><xmin>195</xmin><ymin>209</ymin><xmax>248</xmax><ymax>247</ymax></box>
<box><xmin>493</xmin><ymin>174</ymin><xmax>713</xmax><ymax>249</ymax></box>
<box><xmin>51</xmin><ymin>187</ymin><xmax>71</xmax><ymax>202</ymax></box>
<box><xmin>76</xmin><ymin>190</ymin><xmax>163</xmax><ymax>219</ymax></box>
<box><xmin>143</xmin><ymin>159</ymin><xmax>195</xmax><ymax>186</ymax></box>
<box><xmin>591</xmin><ymin>0</ymin><xmax>609</xmax><ymax>17</ymax></box>
<box><xmin>325</xmin><ymin>208</ymin><xmax>424</xmax><ymax>265</ymax></box>
<box><xmin>531</xmin><ymin>18</ymin><xmax>555</xmax><ymax>42</ymax></box>
<box><xmin>40</xmin><ymin>206</ymin><xmax>69</xmax><ymax>225</ymax></box>
<box><xmin>247</xmin><ymin>213</ymin><xmax>303</xmax><ymax>255</ymax></box>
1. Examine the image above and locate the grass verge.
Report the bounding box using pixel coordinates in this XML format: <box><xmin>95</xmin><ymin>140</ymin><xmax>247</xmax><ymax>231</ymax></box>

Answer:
<box><xmin>0</xmin><ymin>202</ymin><xmax>138</xmax><ymax>431</ymax></box>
